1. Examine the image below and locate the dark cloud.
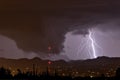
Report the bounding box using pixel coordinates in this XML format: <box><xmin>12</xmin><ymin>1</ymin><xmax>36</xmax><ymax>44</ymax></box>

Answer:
<box><xmin>0</xmin><ymin>0</ymin><xmax>120</xmax><ymax>54</ymax></box>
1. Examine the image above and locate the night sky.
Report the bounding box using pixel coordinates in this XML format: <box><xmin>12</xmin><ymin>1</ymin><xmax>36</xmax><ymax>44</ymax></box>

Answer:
<box><xmin>0</xmin><ymin>0</ymin><xmax>120</xmax><ymax>60</ymax></box>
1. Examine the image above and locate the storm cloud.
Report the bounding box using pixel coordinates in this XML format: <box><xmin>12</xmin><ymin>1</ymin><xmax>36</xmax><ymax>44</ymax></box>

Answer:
<box><xmin>0</xmin><ymin>0</ymin><xmax>120</xmax><ymax>55</ymax></box>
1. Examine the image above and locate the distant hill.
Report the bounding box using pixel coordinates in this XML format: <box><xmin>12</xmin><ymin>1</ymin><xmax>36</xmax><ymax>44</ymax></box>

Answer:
<box><xmin>0</xmin><ymin>56</ymin><xmax>119</xmax><ymax>74</ymax></box>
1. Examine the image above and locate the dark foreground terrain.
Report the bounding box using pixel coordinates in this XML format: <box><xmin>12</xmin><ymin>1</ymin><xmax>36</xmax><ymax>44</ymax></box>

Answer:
<box><xmin>0</xmin><ymin>67</ymin><xmax>120</xmax><ymax>80</ymax></box>
<box><xmin>0</xmin><ymin>57</ymin><xmax>120</xmax><ymax>80</ymax></box>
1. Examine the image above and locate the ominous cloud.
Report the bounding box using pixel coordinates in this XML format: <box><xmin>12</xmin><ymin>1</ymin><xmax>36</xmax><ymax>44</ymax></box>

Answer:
<box><xmin>0</xmin><ymin>0</ymin><xmax>120</xmax><ymax>55</ymax></box>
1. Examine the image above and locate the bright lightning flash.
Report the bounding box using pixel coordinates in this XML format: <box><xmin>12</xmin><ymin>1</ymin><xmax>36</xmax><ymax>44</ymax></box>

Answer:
<box><xmin>76</xmin><ymin>28</ymin><xmax>103</xmax><ymax>59</ymax></box>
<box><xmin>88</xmin><ymin>30</ymin><xmax>97</xmax><ymax>58</ymax></box>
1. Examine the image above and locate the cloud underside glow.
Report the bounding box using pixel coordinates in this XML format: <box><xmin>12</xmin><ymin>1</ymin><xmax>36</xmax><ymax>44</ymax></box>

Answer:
<box><xmin>63</xmin><ymin>28</ymin><xmax>120</xmax><ymax>60</ymax></box>
<box><xmin>1</xmin><ymin>27</ymin><xmax>120</xmax><ymax>61</ymax></box>
<box><xmin>0</xmin><ymin>35</ymin><xmax>69</xmax><ymax>61</ymax></box>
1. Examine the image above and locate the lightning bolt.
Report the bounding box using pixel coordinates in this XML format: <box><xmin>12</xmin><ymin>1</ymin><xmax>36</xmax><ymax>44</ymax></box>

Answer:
<box><xmin>76</xmin><ymin>28</ymin><xmax>103</xmax><ymax>59</ymax></box>
<box><xmin>88</xmin><ymin>29</ymin><xmax>97</xmax><ymax>58</ymax></box>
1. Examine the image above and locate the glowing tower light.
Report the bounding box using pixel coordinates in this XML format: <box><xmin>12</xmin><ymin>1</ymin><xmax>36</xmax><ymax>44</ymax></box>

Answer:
<box><xmin>88</xmin><ymin>29</ymin><xmax>97</xmax><ymax>58</ymax></box>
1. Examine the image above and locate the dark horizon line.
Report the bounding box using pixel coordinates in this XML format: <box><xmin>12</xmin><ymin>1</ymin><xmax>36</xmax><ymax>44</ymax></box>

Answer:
<box><xmin>0</xmin><ymin>56</ymin><xmax>120</xmax><ymax>62</ymax></box>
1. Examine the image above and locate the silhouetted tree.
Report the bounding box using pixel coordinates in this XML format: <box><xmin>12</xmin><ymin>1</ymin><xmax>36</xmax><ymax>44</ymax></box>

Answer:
<box><xmin>0</xmin><ymin>67</ymin><xmax>12</xmax><ymax>78</ymax></box>
<box><xmin>101</xmin><ymin>73</ymin><xmax>105</xmax><ymax>77</ymax></box>
<box><xmin>116</xmin><ymin>68</ymin><xmax>120</xmax><ymax>77</ymax></box>
<box><xmin>14</xmin><ymin>69</ymin><xmax>23</xmax><ymax>78</ymax></box>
